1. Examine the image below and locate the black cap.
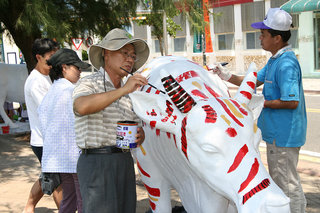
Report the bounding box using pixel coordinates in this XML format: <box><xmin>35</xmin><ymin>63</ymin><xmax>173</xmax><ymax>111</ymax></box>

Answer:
<box><xmin>47</xmin><ymin>48</ymin><xmax>91</xmax><ymax>69</ymax></box>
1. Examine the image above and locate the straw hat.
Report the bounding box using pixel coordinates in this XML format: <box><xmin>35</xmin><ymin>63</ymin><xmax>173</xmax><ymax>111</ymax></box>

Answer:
<box><xmin>88</xmin><ymin>28</ymin><xmax>149</xmax><ymax>71</ymax></box>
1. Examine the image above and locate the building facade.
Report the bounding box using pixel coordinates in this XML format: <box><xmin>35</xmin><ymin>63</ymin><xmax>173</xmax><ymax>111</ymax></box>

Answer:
<box><xmin>133</xmin><ymin>0</ymin><xmax>320</xmax><ymax>78</ymax></box>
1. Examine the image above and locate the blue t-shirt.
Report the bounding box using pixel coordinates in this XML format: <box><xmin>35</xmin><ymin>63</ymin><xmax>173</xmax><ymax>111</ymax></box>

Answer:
<box><xmin>257</xmin><ymin>48</ymin><xmax>307</xmax><ymax>147</ymax></box>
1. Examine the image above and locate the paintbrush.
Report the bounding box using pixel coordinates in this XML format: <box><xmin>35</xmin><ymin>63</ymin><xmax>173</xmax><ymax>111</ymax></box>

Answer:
<box><xmin>120</xmin><ymin>67</ymin><xmax>166</xmax><ymax>94</ymax></box>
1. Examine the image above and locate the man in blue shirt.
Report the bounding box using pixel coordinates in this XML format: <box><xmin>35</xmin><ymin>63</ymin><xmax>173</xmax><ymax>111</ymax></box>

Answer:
<box><xmin>212</xmin><ymin>8</ymin><xmax>307</xmax><ymax>213</ymax></box>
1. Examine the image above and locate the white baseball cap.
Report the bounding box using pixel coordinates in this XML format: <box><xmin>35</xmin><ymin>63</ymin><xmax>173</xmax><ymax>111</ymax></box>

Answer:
<box><xmin>251</xmin><ymin>8</ymin><xmax>292</xmax><ymax>31</ymax></box>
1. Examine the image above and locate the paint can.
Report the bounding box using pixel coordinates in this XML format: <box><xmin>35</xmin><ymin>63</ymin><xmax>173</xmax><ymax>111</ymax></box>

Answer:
<box><xmin>116</xmin><ymin>121</ymin><xmax>138</xmax><ymax>149</ymax></box>
<box><xmin>1</xmin><ymin>125</ymin><xmax>10</xmax><ymax>134</ymax></box>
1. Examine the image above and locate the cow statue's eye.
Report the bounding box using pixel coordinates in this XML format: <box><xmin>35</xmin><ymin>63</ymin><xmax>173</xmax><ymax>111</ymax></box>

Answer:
<box><xmin>200</xmin><ymin>144</ymin><xmax>218</xmax><ymax>153</ymax></box>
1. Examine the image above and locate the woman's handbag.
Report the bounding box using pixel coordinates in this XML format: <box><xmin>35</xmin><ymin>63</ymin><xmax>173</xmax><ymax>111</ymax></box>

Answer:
<box><xmin>40</xmin><ymin>172</ymin><xmax>61</xmax><ymax>195</ymax></box>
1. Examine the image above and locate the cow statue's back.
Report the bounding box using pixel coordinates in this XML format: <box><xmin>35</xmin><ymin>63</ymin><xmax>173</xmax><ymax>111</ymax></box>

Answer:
<box><xmin>129</xmin><ymin>56</ymin><xmax>290</xmax><ymax>213</ymax></box>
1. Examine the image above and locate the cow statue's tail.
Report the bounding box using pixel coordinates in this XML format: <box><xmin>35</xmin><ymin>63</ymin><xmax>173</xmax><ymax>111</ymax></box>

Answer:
<box><xmin>234</xmin><ymin>63</ymin><xmax>264</xmax><ymax>121</ymax></box>
<box><xmin>234</xmin><ymin>62</ymin><xmax>257</xmax><ymax>105</ymax></box>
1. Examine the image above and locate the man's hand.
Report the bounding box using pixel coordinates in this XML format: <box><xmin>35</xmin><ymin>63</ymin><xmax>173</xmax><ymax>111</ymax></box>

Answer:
<box><xmin>135</xmin><ymin>127</ymin><xmax>145</xmax><ymax>146</ymax></box>
<box><xmin>123</xmin><ymin>73</ymin><xmax>148</xmax><ymax>94</ymax></box>
<box><xmin>207</xmin><ymin>63</ymin><xmax>232</xmax><ymax>81</ymax></box>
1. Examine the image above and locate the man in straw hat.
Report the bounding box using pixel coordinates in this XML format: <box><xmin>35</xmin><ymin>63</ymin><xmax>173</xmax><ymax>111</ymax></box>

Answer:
<box><xmin>211</xmin><ymin>8</ymin><xmax>307</xmax><ymax>213</ymax></box>
<box><xmin>72</xmin><ymin>28</ymin><xmax>149</xmax><ymax>212</ymax></box>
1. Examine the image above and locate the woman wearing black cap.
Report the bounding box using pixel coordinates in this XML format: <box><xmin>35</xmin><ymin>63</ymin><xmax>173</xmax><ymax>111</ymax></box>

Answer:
<box><xmin>38</xmin><ymin>48</ymin><xmax>90</xmax><ymax>213</ymax></box>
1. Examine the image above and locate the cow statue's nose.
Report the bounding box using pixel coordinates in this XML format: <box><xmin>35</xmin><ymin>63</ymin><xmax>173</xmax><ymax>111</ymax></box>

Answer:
<box><xmin>264</xmin><ymin>193</ymin><xmax>290</xmax><ymax>213</ymax></box>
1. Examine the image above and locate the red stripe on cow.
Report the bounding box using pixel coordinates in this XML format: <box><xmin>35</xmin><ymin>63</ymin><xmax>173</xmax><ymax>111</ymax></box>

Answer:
<box><xmin>230</xmin><ymin>100</ymin><xmax>248</xmax><ymax>116</ymax></box>
<box><xmin>242</xmin><ymin>179</ymin><xmax>270</xmax><ymax>204</ymax></box>
<box><xmin>192</xmin><ymin>89</ymin><xmax>208</xmax><ymax>99</ymax></box>
<box><xmin>246</xmin><ymin>81</ymin><xmax>255</xmax><ymax>90</ymax></box>
<box><xmin>150</xmin><ymin>121</ymin><xmax>156</xmax><ymax>129</ymax></box>
<box><xmin>238</xmin><ymin>158</ymin><xmax>259</xmax><ymax>193</ymax></box>
<box><xmin>216</xmin><ymin>98</ymin><xmax>244</xmax><ymax>127</ymax></box>
<box><xmin>226</xmin><ymin>127</ymin><xmax>237</xmax><ymax>137</ymax></box>
<box><xmin>149</xmin><ymin>200</ymin><xmax>156</xmax><ymax>210</ymax></box>
<box><xmin>166</xmin><ymin>101</ymin><xmax>174</xmax><ymax>116</ymax></box>
<box><xmin>202</xmin><ymin>105</ymin><xmax>217</xmax><ymax>123</ymax></box>
<box><xmin>204</xmin><ymin>83</ymin><xmax>220</xmax><ymax>98</ymax></box>
<box><xmin>175</xmin><ymin>70</ymin><xmax>199</xmax><ymax>83</ymax></box>
<box><xmin>146</xmin><ymin>87</ymin><xmax>152</xmax><ymax>93</ymax></box>
<box><xmin>144</xmin><ymin>183</ymin><xmax>160</xmax><ymax>197</ymax></box>
<box><xmin>167</xmin><ymin>132</ymin><xmax>171</xmax><ymax>139</ymax></box>
<box><xmin>228</xmin><ymin>144</ymin><xmax>248</xmax><ymax>173</ymax></box>
<box><xmin>240</xmin><ymin>91</ymin><xmax>252</xmax><ymax>100</ymax></box>
<box><xmin>181</xmin><ymin>117</ymin><xmax>188</xmax><ymax>159</ymax></box>
<box><xmin>173</xmin><ymin>134</ymin><xmax>177</xmax><ymax>148</ymax></box>
<box><xmin>137</xmin><ymin>160</ymin><xmax>151</xmax><ymax>178</ymax></box>
<box><xmin>151</xmin><ymin>109</ymin><xmax>157</xmax><ymax>116</ymax></box>
<box><xmin>156</xmin><ymin>129</ymin><xmax>160</xmax><ymax>136</ymax></box>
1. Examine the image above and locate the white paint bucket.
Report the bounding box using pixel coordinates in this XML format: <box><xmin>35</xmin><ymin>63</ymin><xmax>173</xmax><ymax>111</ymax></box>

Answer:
<box><xmin>116</xmin><ymin>121</ymin><xmax>138</xmax><ymax>149</ymax></box>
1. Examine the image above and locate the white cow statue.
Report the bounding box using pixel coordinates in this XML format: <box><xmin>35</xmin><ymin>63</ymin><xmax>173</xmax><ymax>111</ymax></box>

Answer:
<box><xmin>129</xmin><ymin>56</ymin><xmax>290</xmax><ymax>213</ymax></box>
<box><xmin>0</xmin><ymin>63</ymin><xmax>28</xmax><ymax>127</ymax></box>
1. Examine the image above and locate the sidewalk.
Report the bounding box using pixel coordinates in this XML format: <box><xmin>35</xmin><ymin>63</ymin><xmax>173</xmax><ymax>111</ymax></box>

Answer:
<box><xmin>0</xmin><ymin>133</ymin><xmax>319</xmax><ymax>213</ymax></box>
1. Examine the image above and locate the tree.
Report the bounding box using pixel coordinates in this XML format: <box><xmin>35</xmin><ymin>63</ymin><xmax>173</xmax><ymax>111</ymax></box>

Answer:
<box><xmin>134</xmin><ymin>13</ymin><xmax>182</xmax><ymax>56</ymax></box>
<box><xmin>0</xmin><ymin>0</ymin><xmax>138</xmax><ymax>72</ymax></box>
<box><xmin>135</xmin><ymin>0</ymin><xmax>207</xmax><ymax>56</ymax></box>
<box><xmin>0</xmin><ymin>0</ymin><xmax>208</xmax><ymax>72</ymax></box>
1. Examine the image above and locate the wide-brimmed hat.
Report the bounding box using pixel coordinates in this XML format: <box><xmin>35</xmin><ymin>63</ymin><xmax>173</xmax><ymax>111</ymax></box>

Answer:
<box><xmin>47</xmin><ymin>48</ymin><xmax>91</xmax><ymax>69</ymax></box>
<box><xmin>88</xmin><ymin>28</ymin><xmax>150</xmax><ymax>71</ymax></box>
<box><xmin>251</xmin><ymin>8</ymin><xmax>292</xmax><ymax>31</ymax></box>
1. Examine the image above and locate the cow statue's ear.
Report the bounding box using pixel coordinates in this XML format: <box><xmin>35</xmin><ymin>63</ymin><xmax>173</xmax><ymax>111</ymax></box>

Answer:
<box><xmin>129</xmin><ymin>91</ymin><xmax>183</xmax><ymax>134</ymax></box>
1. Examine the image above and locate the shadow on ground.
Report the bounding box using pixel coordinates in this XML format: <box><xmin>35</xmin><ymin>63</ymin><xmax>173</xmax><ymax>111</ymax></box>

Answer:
<box><xmin>0</xmin><ymin>133</ymin><xmax>38</xmax><ymax>183</ymax></box>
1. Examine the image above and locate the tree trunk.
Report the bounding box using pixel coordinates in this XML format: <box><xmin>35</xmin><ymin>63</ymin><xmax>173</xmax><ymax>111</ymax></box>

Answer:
<box><xmin>0</xmin><ymin>0</ymin><xmax>40</xmax><ymax>73</ymax></box>
<box><xmin>158</xmin><ymin>37</ymin><xmax>164</xmax><ymax>56</ymax></box>
<box><xmin>9</xmin><ymin>29</ymin><xmax>40</xmax><ymax>73</ymax></box>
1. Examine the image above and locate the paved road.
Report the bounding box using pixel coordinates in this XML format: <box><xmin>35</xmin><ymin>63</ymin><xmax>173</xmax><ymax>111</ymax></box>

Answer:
<box><xmin>304</xmin><ymin>95</ymin><xmax>320</xmax><ymax>155</ymax></box>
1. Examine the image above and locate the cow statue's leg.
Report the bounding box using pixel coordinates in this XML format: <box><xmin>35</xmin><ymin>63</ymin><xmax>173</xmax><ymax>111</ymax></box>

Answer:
<box><xmin>0</xmin><ymin>97</ymin><xmax>16</xmax><ymax>128</ymax></box>
<box><xmin>132</xmin><ymin>145</ymin><xmax>172</xmax><ymax>213</ymax></box>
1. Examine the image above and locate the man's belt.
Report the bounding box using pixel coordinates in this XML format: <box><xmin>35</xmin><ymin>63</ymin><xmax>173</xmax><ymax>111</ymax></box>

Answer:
<box><xmin>82</xmin><ymin>146</ymin><xmax>130</xmax><ymax>154</ymax></box>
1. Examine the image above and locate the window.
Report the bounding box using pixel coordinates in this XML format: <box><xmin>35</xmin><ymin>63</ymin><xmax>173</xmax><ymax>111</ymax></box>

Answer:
<box><xmin>213</xmin><ymin>5</ymin><xmax>234</xmax><ymax>50</ymax></box>
<box><xmin>218</xmin><ymin>34</ymin><xmax>234</xmax><ymax>50</ymax></box>
<box><xmin>242</xmin><ymin>1</ymin><xmax>265</xmax><ymax>49</ymax></box>
<box><xmin>133</xmin><ymin>22</ymin><xmax>147</xmax><ymax>40</ymax></box>
<box><xmin>154</xmin><ymin>39</ymin><xmax>161</xmax><ymax>53</ymax></box>
<box><xmin>174</xmin><ymin>37</ymin><xmax>186</xmax><ymax>52</ymax></box>
<box><xmin>172</xmin><ymin>14</ymin><xmax>186</xmax><ymax>52</ymax></box>
<box><xmin>246</xmin><ymin>32</ymin><xmax>260</xmax><ymax>49</ymax></box>
<box><xmin>242</xmin><ymin>1</ymin><xmax>299</xmax><ymax>50</ymax></box>
<box><xmin>289</xmin><ymin>29</ymin><xmax>298</xmax><ymax>49</ymax></box>
<box><xmin>241</xmin><ymin>2</ymin><xmax>265</xmax><ymax>32</ymax></box>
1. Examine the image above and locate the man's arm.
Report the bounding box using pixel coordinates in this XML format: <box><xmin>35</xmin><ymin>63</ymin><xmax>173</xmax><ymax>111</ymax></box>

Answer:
<box><xmin>74</xmin><ymin>88</ymin><xmax>127</xmax><ymax>115</ymax></box>
<box><xmin>74</xmin><ymin>74</ymin><xmax>148</xmax><ymax>116</ymax></box>
<box><xmin>209</xmin><ymin>63</ymin><xmax>264</xmax><ymax>87</ymax></box>
<box><xmin>264</xmin><ymin>99</ymin><xmax>299</xmax><ymax>109</ymax></box>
